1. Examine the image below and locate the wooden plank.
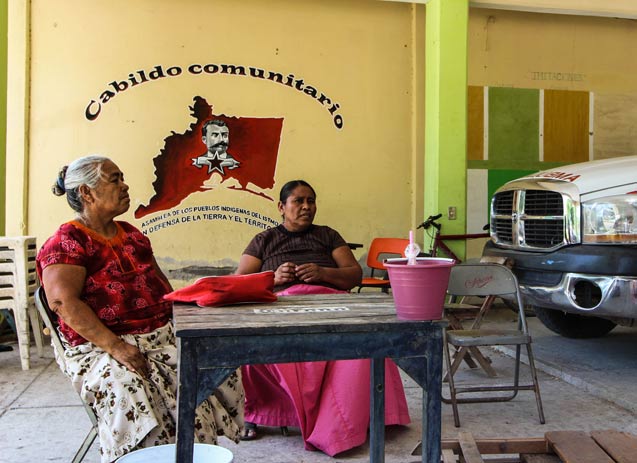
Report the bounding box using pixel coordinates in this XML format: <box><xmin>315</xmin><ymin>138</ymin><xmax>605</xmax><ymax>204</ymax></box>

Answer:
<box><xmin>484</xmin><ymin>459</ymin><xmax>525</xmax><ymax>463</ymax></box>
<box><xmin>591</xmin><ymin>430</ymin><xmax>637</xmax><ymax>463</ymax></box>
<box><xmin>440</xmin><ymin>431</ymin><xmax>637</xmax><ymax>463</ymax></box>
<box><xmin>522</xmin><ymin>454</ymin><xmax>562</xmax><ymax>463</ymax></box>
<box><xmin>459</xmin><ymin>431</ymin><xmax>485</xmax><ymax>463</ymax></box>
<box><xmin>442</xmin><ymin>448</ymin><xmax>457</xmax><ymax>463</ymax></box>
<box><xmin>442</xmin><ymin>437</ymin><xmax>550</xmax><ymax>455</ymax></box>
<box><xmin>546</xmin><ymin>431</ymin><xmax>614</xmax><ymax>463</ymax></box>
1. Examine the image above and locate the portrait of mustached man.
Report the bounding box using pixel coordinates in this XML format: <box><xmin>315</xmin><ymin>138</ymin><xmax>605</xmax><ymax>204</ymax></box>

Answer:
<box><xmin>192</xmin><ymin>119</ymin><xmax>241</xmax><ymax>175</ymax></box>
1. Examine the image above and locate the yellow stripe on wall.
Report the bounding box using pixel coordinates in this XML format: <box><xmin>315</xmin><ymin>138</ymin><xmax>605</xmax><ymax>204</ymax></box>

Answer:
<box><xmin>543</xmin><ymin>89</ymin><xmax>589</xmax><ymax>163</ymax></box>
<box><xmin>467</xmin><ymin>85</ymin><xmax>484</xmax><ymax>161</ymax></box>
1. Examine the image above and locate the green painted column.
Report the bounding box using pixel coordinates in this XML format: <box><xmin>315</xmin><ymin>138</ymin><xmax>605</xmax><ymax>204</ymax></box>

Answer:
<box><xmin>424</xmin><ymin>0</ymin><xmax>468</xmax><ymax>259</ymax></box>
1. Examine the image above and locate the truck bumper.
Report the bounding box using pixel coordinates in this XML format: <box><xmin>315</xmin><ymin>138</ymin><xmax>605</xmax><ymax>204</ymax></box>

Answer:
<box><xmin>522</xmin><ymin>273</ymin><xmax>637</xmax><ymax>318</ymax></box>
<box><xmin>482</xmin><ymin>241</ymin><xmax>637</xmax><ymax>318</ymax></box>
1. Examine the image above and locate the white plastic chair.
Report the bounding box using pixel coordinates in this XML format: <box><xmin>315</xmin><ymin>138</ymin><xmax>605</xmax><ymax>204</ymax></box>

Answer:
<box><xmin>0</xmin><ymin>236</ymin><xmax>43</xmax><ymax>370</ymax></box>
<box><xmin>443</xmin><ymin>263</ymin><xmax>545</xmax><ymax>427</ymax></box>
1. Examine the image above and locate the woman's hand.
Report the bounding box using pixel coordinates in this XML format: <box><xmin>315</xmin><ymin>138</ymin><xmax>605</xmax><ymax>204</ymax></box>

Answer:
<box><xmin>110</xmin><ymin>341</ymin><xmax>149</xmax><ymax>378</ymax></box>
<box><xmin>294</xmin><ymin>263</ymin><xmax>323</xmax><ymax>283</ymax></box>
<box><xmin>295</xmin><ymin>246</ymin><xmax>362</xmax><ymax>290</ymax></box>
<box><xmin>275</xmin><ymin>262</ymin><xmax>298</xmax><ymax>286</ymax></box>
<box><xmin>42</xmin><ymin>263</ymin><xmax>152</xmax><ymax>379</ymax></box>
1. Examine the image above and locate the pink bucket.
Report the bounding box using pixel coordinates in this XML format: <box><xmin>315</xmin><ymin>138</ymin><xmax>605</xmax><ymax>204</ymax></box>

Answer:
<box><xmin>384</xmin><ymin>257</ymin><xmax>455</xmax><ymax>320</ymax></box>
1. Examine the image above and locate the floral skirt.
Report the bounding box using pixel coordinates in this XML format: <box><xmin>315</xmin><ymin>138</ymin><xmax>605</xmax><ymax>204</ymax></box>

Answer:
<box><xmin>56</xmin><ymin>322</ymin><xmax>244</xmax><ymax>463</ymax></box>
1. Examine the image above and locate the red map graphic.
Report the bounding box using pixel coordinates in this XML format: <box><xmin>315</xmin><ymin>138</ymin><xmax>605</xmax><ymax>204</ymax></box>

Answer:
<box><xmin>134</xmin><ymin>96</ymin><xmax>283</xmax><ymax>219</ymax></box>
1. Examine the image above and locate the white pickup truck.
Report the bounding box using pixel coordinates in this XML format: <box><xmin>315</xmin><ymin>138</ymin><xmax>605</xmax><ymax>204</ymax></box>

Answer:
<box><xmin>482</xmin><ymin>155</ymin><xmax>637</xmax><ymax>338</ymax></box>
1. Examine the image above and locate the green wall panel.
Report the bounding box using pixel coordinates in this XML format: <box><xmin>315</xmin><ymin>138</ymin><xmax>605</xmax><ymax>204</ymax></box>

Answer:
<box><xmin>488</xmin><ymin>87</ymin><xmax>539</xmax><ymax>164</ymax></box>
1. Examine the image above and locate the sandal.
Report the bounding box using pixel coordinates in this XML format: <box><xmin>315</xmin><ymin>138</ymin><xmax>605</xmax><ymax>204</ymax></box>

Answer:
<box><xmin>241</xmin><ymin>422</ymin><xmax>258</xmax><ymax>441</ymax></box>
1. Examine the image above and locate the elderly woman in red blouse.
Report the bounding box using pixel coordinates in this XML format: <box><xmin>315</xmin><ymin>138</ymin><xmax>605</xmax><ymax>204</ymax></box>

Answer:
<box><xmin>36</xmin><ymin>155</ymin><xmax>244</xmax><ymax>463</ymax></box>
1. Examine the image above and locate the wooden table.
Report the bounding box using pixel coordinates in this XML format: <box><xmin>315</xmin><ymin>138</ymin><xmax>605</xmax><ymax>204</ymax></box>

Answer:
<box><xmin>173</xmin><ymin>292</ymin><xmax>446</xmax><ymax>463</ymax></box>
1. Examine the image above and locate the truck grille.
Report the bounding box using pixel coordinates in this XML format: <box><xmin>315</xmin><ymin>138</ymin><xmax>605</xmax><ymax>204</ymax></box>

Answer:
<box><xmin>491</xmin><ymin>189</ymin><xmax>567</xmax><ymax>250</ymax></box>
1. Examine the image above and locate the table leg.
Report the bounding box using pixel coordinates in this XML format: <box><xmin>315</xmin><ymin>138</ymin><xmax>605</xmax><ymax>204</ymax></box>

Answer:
<box><xmin>176</xmin><ymin>338</ymin><xmax>197</xmax><ymax>463</ymax></box>
<box><xmin>422</xmin><ymin>336</ymin><xmax>443</xmax><ymax>463</ymax></box>
<box><xmin>370</xmin><ymin>357</ymin><xmax>385</xmax><ymax>463</ymax></box>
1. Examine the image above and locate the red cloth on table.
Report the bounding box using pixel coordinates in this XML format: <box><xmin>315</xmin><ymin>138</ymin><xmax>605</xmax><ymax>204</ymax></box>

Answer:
<box><xmin>163</xmin><ymin>271</ymin><xmax>277</xmax><ymax>307</ymax></box>
<box><xmin>241</xmin><ymin>284</ymin><xmax>410</xmax><ymax>456</ymax></box>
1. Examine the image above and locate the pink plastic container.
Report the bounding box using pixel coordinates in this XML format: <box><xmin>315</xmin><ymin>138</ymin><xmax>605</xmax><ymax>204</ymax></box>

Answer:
<box><xmin>384</xmin><ymin>257</ymin><xmax>455</xmax><ymax>320</ymax></box>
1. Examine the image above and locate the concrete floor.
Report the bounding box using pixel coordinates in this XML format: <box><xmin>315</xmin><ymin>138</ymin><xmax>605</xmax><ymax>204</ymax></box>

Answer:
<box><xmin>1</xmin><ymin>306</ymin><xmax>637</xmax><ymax>462</ymax></box>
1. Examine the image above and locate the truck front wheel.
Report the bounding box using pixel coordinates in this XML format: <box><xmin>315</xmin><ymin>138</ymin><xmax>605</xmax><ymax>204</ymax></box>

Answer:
<box><xmin>533</xmin><ymin>306</ymin><xmax>616</xmax><ymax>338</ymax></box>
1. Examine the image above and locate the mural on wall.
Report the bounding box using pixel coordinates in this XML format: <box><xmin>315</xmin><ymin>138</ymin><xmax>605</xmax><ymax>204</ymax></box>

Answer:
<box><xmin>132</xmin><ymin>96</ymin><xmax>284</xmax><ymax>235</ymax></box>
<box><xmin>135</xmin><ymin>96</ymin><xmax>283</xmax><ymax>218</ymax></box>
<box><xmin>75</xmin><ymin>62</ymin><xmax>349</xmax><ymax>243</ymax></box>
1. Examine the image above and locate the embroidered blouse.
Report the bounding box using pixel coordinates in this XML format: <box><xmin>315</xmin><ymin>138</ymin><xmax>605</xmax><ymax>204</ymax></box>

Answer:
<box><xmin>36</xmin><ymin>220</ymin><xmax>172</xmax><ymax>346</ymax></box>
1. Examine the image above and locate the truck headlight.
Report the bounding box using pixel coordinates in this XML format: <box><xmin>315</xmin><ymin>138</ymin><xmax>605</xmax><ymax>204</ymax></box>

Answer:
<box><xmin>583</xmin><ymin>195</ymin><xmax>637</xmax><ymax>243</ymax></box>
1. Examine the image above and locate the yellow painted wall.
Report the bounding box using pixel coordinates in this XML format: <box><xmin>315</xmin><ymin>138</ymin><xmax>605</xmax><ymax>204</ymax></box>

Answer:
<box><xmin>469</xmin><ymin>8</ymin><xmax>637</xmax><ymax>93</ymax></box>
<box><xmin>12</xmin><ymin>3</ymin><xmax>637</xmax><ymax>273</ymax></box>
<box><xmin>25</xmin><ymin>0</ymin><xmax>424</xmax><ymax>280</ymax></box>
<box><xmin>467</xmin><ymin>7</ymin><xmax>637</xmax><ymax>164</ymax></box>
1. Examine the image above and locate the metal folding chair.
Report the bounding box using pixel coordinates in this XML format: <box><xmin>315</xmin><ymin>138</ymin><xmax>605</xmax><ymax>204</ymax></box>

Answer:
<box><xmin>443</xmin><ymin>294</ymin><xmax>498</xmax><ymax>378</ymax></box>
<box><xmin>34</xmin><ymin>287</ymin><xmax>98</xmax><ymax>463</ymax></box>
<box><xmin>442</xmin><ymin>263</ymin><xmax>545</xmax><ymax>427</ymax></box>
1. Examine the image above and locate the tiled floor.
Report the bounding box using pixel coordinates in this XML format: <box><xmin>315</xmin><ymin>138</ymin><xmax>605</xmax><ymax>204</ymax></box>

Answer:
<box><xmin>2</xmin><ymin>307</ymin><xmax>636</xmax><ymax>462</ymax></box>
